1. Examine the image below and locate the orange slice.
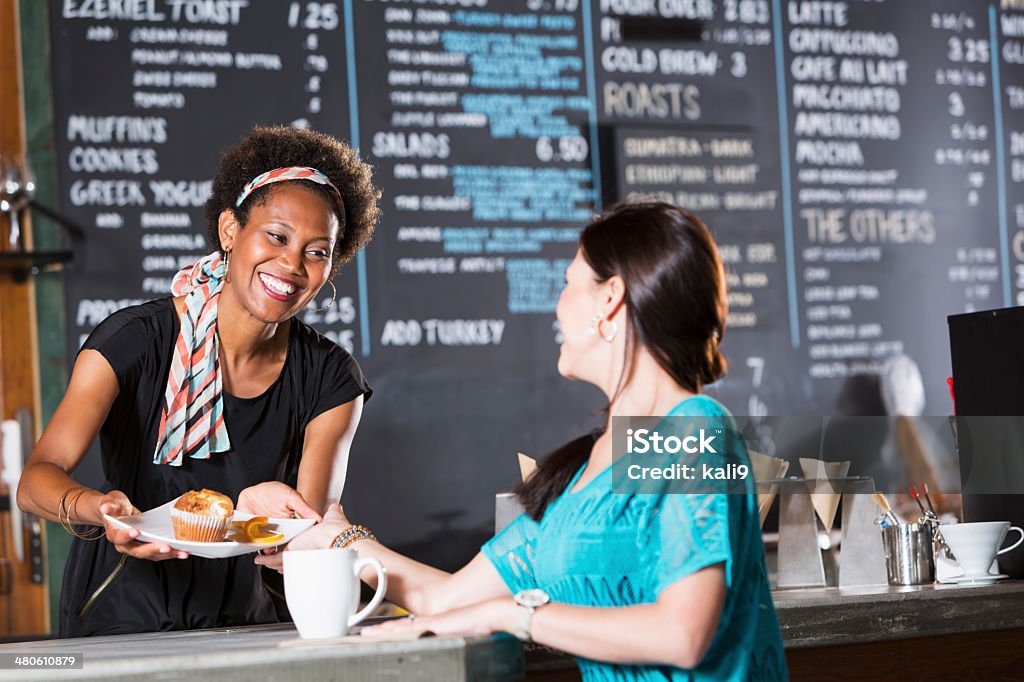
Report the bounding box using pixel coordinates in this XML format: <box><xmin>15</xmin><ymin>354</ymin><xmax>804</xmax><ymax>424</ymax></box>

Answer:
<box><xmin>242</xmin><ymin>516</ymin><xmax>268</xmax><ymax>538</ymax></box>
<box><xmin>230</xmin><ymin>517</ymin><xmax>284</xmax><ymax>543</ymax></box>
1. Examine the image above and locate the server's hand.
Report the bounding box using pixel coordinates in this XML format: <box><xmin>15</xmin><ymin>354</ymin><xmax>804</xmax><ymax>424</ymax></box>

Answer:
<box><xmin>99</xmin><ymin>490</ymin><xmax>188</xmax><ymax>560</ymax></box>
<box><xmin>255</xmin><ymin>503</ymin><xmax>350</xmax><ymax>572</ymax></box>
<box><xmin>237</xmin><ymin>481</ymin><xmax>323</xmax><ymax>522</ymax></box>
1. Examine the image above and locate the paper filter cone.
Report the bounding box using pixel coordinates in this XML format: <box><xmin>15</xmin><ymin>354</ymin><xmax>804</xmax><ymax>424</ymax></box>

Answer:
<box><xmin>749</xmin><ymin>451</ymin><xmax>790</xmax><ymax>527</ymax></box>
<box><xmin>799</xmin><ymin>457</ymin><xmax>850</xmax><ymax>533</ymax></box>
<box><xmin>518</xmin><ymin>453</ymin><xmax>537</xmax><ymax>483</ymax></box>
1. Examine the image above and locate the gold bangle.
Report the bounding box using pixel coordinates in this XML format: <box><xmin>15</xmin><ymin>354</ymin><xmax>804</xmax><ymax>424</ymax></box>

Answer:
<box><xmin>59</xmin><ymin>486</ymin><xmax>103</xmax><ymax>541</ymax></box>
<box><xmin>57</xmin><ymin>485</ymin><xmax>80</xmax><ymax>533</ymax></box>
<box><xmin>57</xmin><ymin>486</ymin><xmax>73</xmax><ymax>525</ymax></box>
<box><xmin>71</xmin><ymin>489</ymin><xmax>104</xmax><ymax>540</ymax></box>
<box><xmin>69</xmin><ymin>488</ymin><xmax>104</xmax><ymax>540</ymax></box>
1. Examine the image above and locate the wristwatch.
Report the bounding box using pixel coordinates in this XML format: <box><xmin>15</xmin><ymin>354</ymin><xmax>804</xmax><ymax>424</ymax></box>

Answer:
<box><xmin>512</xmin><ymin>588</ymin><xmax>550</xmax><ymax>642</ymax></box>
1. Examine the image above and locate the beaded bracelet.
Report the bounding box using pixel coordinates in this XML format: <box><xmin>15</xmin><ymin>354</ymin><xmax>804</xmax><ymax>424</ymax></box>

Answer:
<box><xmin>331</xmin><ymin>524</ymin><xmax>376</xmax><ymax>549</ymax></box>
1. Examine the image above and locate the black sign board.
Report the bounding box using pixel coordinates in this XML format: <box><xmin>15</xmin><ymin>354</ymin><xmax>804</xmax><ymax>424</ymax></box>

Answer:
<box><xmin>48</xmin><ymin>0</ymin><xmax>1024</xmax><ymax>566</ymax></box>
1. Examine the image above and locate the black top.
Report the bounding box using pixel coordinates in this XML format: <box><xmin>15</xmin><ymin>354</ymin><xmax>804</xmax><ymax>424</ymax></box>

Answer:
<box><xmin>59</xmin><ymin>297</ymin><xmax>370</xmax><ymax>637</ymax></box>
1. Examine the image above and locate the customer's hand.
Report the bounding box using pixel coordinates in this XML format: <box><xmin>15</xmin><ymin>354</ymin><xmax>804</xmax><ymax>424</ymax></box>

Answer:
<box><xmin>237</xmin><ymin>482</ymin><xmax>322</xmax><ymax>522</ymax></box>
<box><xmin>99</xmin><ymin>490</ymin><xmax>188</xmax><ymax>561</ymax></box>
<box><xmin>254</xmin><ymin>503</ymin><xmax>350</xmax><ymax>573</ymax></box>
<box><xmin>361</xmin><ymin>598</ymin><xmax>517</xmax><ymax>638</ymax></box>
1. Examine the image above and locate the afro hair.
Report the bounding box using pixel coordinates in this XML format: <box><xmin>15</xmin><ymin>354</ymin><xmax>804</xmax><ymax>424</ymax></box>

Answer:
<box><xmin>204</xmin><ymin>126</ymin><xmax>380</xmax><ymax>278</ymax></box>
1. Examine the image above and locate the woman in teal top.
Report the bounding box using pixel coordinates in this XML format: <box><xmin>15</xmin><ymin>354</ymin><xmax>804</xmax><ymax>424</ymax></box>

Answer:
<box><xmin>483</xmin><ymin>394</ymin><xmax>785</xmax><ymax>680</ymax></box>
<box><xmin>257</xmin><ymin>201</ymin><xmax>788</xmax><ymax>680</ymax></box>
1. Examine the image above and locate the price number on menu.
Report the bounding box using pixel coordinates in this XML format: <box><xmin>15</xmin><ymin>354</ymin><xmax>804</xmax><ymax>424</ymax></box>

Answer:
<box><xmin>288</xmin><ymin>2</ymin><xmax>339</xmax><ymax>30</ymax></box>
<box><xmin>325</xmin><ymin>330</ymin><xmax>356</xmax><ymax>354</ymax></box>
<box><xmin>947</xmin><ymin>37</ymin><xmax>989</xmax><ymax>64</ymax></box>
<box><xmin>723</xmin><ymin>0</ymin><xmax>769</xmax><ymax>25</ymax></box>
<box><xmin>552</xmin><ymin>319</ymin><xmax>564</xmax><ymax>344</ymax></box>
<box><xmin>536</xmin><ymin>135</ymin><xmax>589</xmax><ymax>163</ymax></box>
<box><xmin>931</xmin><ymin>12</ymin><xmax>976</xmax><ymax>31</ymax></box>
<box><xmin>747</xmin><ymin>357</ymin><xmax>768</xmax><ymax>414</ymax></box>
<box><xmin>527</xmin><ymin>0</ymin><xmax>578</xmax><ymax>11</ymax></box>
<box><xmin>303</xmin><ymin>296</ymin><xmax>356</xmax><ymax>353</ymax></box>
<box><xmin>305</xmin><ymin>55</ymin><xmax>329</xmax><ymax>73</ymax></box>
<box><xmin>304</xmin><ymin>296</ymin><xmax>356</xmax><ymax>326</ymax></box>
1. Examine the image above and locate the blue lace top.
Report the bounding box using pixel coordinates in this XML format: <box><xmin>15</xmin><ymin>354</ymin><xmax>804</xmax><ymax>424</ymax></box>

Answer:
<box><xmin>482</xmin><ymin>395</ymin><xmax>787</xmax><ymax>681</ymax></box>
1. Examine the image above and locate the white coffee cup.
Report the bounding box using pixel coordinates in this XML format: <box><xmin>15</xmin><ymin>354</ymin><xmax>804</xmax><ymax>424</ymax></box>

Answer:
<box><xmin>939</xmin><ymin>521</ymin><xmax>1024</xmax><ymax>578</ymax></box>
<box><xmin>284</xmin><ymin>548</ymin><xmax>388</xmax><ymax>639</ymax></box>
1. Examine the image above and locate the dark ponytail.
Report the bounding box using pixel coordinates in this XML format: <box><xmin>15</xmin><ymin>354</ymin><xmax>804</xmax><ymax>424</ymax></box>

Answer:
<box><xmin>515</xmin><ymin>433</ymin><xmax>597</xmax><ymax>521</ymax></box>
<box><xmin>516</xmin><ymin>201</ymin><xmax>728</xmax><ymax>521</ymax></box>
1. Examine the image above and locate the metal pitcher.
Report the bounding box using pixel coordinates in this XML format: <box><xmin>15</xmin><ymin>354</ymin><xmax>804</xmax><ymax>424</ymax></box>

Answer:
<box><xmin>881</xmin><ymin>523</ymin><xmax>935</xmax><ymax>585</ymax></box>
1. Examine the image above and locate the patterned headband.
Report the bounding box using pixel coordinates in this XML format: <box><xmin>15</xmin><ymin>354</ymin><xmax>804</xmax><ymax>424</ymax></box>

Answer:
<box><xmin>235</xmin><ymin>166</ymin><xmax>346</xmax><ymax>227</ymax></box>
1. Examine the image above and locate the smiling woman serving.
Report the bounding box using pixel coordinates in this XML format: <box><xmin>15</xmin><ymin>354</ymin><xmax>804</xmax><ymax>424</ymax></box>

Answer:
<box><xmin>17</xmin><ymin>126</ymin><xmax>379</xmax><ymax>636</ymax></box>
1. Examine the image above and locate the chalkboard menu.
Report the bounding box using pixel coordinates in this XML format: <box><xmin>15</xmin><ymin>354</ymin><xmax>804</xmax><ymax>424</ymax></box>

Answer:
<box><xmin>46</xmin><ymin>0</ymin><xmax>1024</xmax><ymax>566</ymax></box>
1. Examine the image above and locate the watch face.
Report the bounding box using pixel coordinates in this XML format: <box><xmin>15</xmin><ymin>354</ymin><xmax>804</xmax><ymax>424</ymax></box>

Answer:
<box><xmin>515</xmin><ymin>588</ymin><xmax>550</xmax><ymax>608</ymax></box>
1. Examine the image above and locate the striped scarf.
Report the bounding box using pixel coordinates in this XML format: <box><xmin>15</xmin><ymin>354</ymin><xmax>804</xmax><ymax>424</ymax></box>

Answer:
<box><xmin>154</xmin><ymin>252</ymin><xmax>232</xmax><ymax>466</ymax></box>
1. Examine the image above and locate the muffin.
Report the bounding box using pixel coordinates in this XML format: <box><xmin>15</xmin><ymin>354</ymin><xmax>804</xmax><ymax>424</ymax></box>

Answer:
<box><xmin>171</xmin><ymin>489</ymin><xmax>234</xmax><ymax>542</ymax></box>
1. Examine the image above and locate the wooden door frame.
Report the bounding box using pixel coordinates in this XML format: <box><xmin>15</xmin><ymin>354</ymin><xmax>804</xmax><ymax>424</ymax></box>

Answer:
<box><xmin>0</xmin><ymin>0</ymin><xmax>50</xmax><ymax>637</ymax></box>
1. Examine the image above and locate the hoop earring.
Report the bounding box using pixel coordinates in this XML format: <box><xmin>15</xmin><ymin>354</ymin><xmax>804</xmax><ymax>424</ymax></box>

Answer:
<box><xmin>588</xmin><ymin>314</ymin><xmax>618</xmax><ymax>343</ymax></box>
<box><xmin>315</xmin><ymin>281</ymin><xmax>337</xmax><ymax>313</ymax></box>
<box><xmin>223</xmin><ymin>250</ymin><xmax>231</xmax><ymax>284</ymax></box>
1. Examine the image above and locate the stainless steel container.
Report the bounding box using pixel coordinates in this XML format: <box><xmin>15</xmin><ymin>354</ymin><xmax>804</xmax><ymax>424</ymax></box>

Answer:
<box><xmin>495</xmin><ymin>492</ymin><xmax>523</xmax><ymax>534</ymax></box>
<box><xmin>881</xmin><ymin>523</ymin><xmax>936</xmax><ymax>585</ymax></box>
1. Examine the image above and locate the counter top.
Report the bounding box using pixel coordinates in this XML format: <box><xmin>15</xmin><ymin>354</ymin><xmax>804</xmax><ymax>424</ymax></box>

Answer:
<box><xmin>1</xmin><ymin>582</ymin><xmax>1021</xmax><ymax>681</ymax></box>
<box><xmin>524</xmin><ymin>580</ymin><xmax>1024</xmax><ymax>676</ymax></box>
<box><xmin>0</xmin><ymin>621</ymin><xmax>523</xmax><ymax>682</ymax></box>
<box><xmin>773</xmin><ymin>580</ymin><xmax>1024</xmax><ymax>648</ymax></box>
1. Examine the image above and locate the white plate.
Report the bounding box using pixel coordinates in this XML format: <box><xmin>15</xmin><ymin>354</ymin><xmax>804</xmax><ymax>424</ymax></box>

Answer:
<box><xmin>103</xmin><ymin>499</ymin><xmax>316</xmax><ymax>559</ymax></box>
<box><xmin>939</xmin><ymin>573</ymin><xmax>1009</xmax><ymax>586</ymax></box>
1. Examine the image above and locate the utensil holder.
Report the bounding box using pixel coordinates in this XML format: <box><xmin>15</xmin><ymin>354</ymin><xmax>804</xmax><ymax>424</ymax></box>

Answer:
<box><xmin>882</xmin><ymin>523</ymin><xmax>935</xmax><ymax>585</ymax></box>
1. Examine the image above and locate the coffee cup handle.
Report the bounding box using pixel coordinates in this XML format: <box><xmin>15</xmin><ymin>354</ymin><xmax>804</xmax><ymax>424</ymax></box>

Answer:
<box><xmin>348</xmin><ymin>557</ymin><xmax>388</xmax><ymax>628</ymax></box>
<box><xmin>997</xmin><ymin>526</ymin><xmax>1024</xmax><ymax>556</ymax></box>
